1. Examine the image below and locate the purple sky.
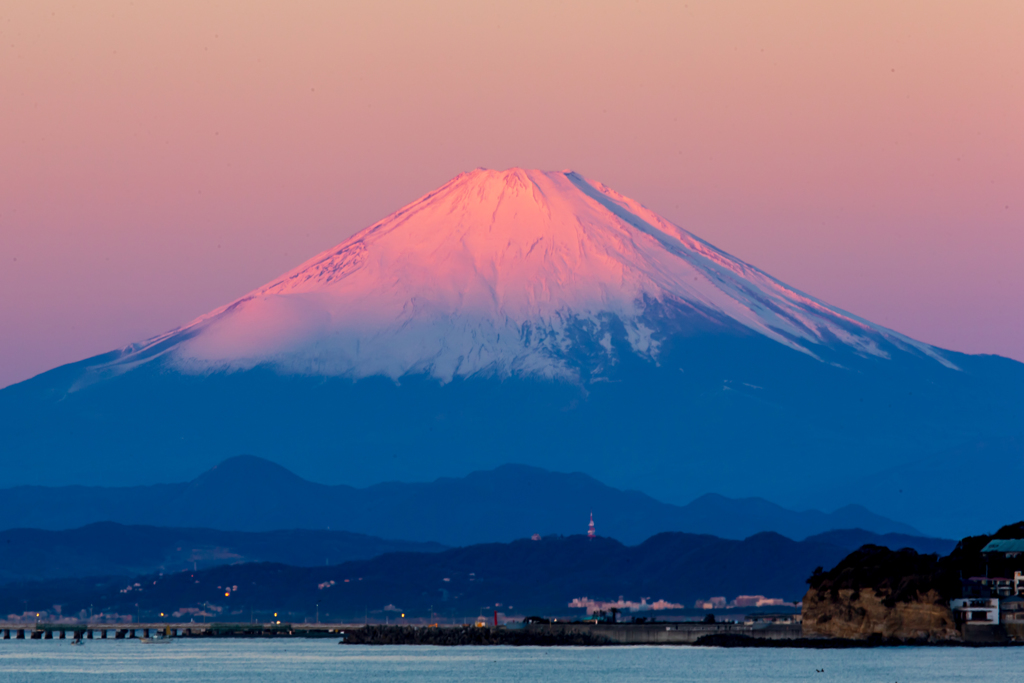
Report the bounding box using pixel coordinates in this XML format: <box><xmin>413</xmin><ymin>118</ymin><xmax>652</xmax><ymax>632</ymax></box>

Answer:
<box><xmin>2</xmin><ymin>1</ymin><xmax>1022</xmax><ymax>389</ymax></box>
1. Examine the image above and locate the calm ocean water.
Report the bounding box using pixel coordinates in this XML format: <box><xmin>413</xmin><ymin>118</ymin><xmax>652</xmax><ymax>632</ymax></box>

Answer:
<box><xmin>0</xmin><ymin>639</ymin><xmax>1019</xmax><ymax>682</ymax></box>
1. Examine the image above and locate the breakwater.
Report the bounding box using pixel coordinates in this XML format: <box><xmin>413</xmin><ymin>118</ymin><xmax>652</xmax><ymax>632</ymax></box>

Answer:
<box><xmin>337</xmin><ymin>623</ymin><xmax>801</xmax><ymax>646</ymax></box>
<box><xmin>0</xmin><ymin>621</ymin><xmax>796</xmax><ymax>645</ymax></box>
<box><xmin>341</xmin><ymin>625</ymin><xmax>610</xmax><ymax>646</ymax></box>
<box><xmin>5</xmin><ymin>622</ymin><xmax>1018</xmax><ymax>646</ymax></box>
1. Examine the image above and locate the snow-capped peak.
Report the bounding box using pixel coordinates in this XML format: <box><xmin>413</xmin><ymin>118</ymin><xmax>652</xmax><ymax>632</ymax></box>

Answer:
<box><xmin>113</xmin><ymin>168</ymin><xmax>955</xmax><ymax>382</ymax></box>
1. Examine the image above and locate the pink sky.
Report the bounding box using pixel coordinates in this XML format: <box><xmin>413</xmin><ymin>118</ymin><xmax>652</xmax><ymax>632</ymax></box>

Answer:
<box><xmin>1</xmin><ymin>0</ymin><xmax>1022</xmax><ymax>388</ymax></box>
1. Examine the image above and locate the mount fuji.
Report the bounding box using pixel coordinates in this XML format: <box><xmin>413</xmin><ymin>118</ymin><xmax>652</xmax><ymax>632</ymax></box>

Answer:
<box><xmin>2</xmin><ymin>169</ymin><xmax>1021</xmax><ymax>529</ymax></box>
<box><xmin>90</xmin><ymin>168</ymin><xmax>954</xmax><ymax>380</ymax></box>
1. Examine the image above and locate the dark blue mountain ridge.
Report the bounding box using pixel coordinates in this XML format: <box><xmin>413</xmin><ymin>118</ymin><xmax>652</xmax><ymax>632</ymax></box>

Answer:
<box><xmin>1</xmin><ymin>323</ymin><xmax>1020</xmax><ymax>538</ymax></box>
<box><xmin>1</xmin><ymin>168</ymin><xmax>1021</xmax><ymax>537</ymax></box>
<box><xmin>800</xmin><ymin>529</ymin><xmax>955</xmax><ymax>557</ymax></box>
<box><xmin>0</xmin><ymin>519</ymin><xmax>951</xmax><ymax>587</ymax></box>
<box><xmin>0</xmin><ymin>455</ymin><xmax>925</xmax><ymax>545</ymax></box>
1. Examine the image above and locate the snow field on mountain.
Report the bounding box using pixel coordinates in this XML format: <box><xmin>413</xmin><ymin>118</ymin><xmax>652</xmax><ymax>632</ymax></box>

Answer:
<box><xmin>117</xmin><ymin>168</ymin><xmax>954</xmax><ymax>382</ymax></box>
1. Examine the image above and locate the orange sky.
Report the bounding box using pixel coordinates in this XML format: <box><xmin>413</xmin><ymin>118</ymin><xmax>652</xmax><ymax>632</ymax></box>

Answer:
<box><xmin>1</xmin><ymin>0</ymin><xmax>1022</xmax><ymax>387</ymax></box>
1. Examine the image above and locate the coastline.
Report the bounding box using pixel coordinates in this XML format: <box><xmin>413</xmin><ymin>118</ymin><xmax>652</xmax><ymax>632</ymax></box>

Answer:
<box><xmin>6</xmin><ymin>622</ymin><xmax>1020</xmax><ymax>647</ymax></box>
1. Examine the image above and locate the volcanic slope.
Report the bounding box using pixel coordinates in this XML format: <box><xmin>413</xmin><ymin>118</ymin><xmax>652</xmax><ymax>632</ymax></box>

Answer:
<box><xmin>1</xmin><ymin>169</ymin><xmax>1021</xmax><ymax>515</ymax></box>
<box><xmin>98</xmin><ymin>168</ymin><xmax>952</xmax><ymax>380</ymax></box>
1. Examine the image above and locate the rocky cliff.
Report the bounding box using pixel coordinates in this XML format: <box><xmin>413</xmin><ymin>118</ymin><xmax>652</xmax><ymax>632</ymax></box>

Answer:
<box><xmin>802</xmin><ymin>545</ymin><xmax>961</xmax><ymax>642</ymax></box>
<box><xmin>803</xmin><ymin>587</ymin><xmax>959</xmax><ymax>641</ymax></box>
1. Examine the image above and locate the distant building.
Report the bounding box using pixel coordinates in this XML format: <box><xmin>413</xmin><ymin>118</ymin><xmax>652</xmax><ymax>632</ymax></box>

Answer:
<box><xmin>745</xmin><ymin>613</ymin><xmax>801</xmax><ymax>625</ymax></box>
<box><xmin>1015</xmin><ymin>571</ymin><xmax>1024</xmax><ymax>596</ymax></box>
<box><xmin>695</xmin><ymin>597</ymin><xmax>727</xmax><ymax>610</ymax></box>
<box><xmin>1000</xmin><ymin>595</ymin><xmax>1024</xmax><ymax>624</ymax></box>
<box><xmin>968</xmin><ymin>576</ymin><xmax>1015</xmax><ymax>597</ymax></box>
<box><xmin>951</xmin><ymin>597</ymin><xmax>1000</xmax><ymax>626</ymax></box>
<box><xmin>568</xmin><ymin>596</ymin><xmax>684</xmax><ymax>614</ymax></box>
<box><xmin>587</xmin><ymin>512</ymin><xmax>596</xmax><ymax>538</ymax></box>
<box><xmin>730</xmin><ymin>595</ymin><xmax>793</xmax><ymax>608</ymax></box>
<box><xmin>981</xmin><ymin>539</ymin><xmax>1024</xmax><ymax>559</ymax></box>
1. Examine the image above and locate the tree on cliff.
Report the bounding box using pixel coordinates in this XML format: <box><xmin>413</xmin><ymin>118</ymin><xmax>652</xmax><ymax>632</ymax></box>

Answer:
<box><xmin>806</xmin><ymin>545</ymin><xmax>960</xmax><ymax>607</ymax></box>
<box><xmin>945</xmin><ymin>521</ymin><xmax>1024</xmax><ymax>580</ymax></box>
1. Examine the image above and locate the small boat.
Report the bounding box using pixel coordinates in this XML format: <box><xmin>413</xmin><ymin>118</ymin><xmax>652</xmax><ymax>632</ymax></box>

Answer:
<box><xmin>70</xmin><ymin>639</ymin><xmax>85</xmax><ymax>646</ymax></box>
<box><xmin>139</xmin><ymin>635</ymin><xmax>173</xmax><ymax>644</ymax></box>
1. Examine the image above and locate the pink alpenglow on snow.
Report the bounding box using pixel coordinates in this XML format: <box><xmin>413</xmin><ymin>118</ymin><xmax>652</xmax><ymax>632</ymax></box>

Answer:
<box><xmin>101</xmin><ymin>168</ymin><xmax>955</xmax><ymax>385</ymax></box>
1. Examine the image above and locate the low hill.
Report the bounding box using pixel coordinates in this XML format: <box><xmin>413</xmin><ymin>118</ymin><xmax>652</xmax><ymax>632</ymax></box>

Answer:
<box><xmin>802</xmin><ymin>544</ymin><xmax>962</xmax><ymax>641</ymax></box>
<box><xmin>802</xmin><ymin>520</ymin><xmax>1024</xmax><ymax>641</ymax></box>
<box><xmin>0</xmin><ymin>456</ymin><xmax>921</xmax><ymax>545</ymax></box>
<box><xmin>0</xmin><ymin>523</ymin><xmax>446</xmax><ymax>585</ymax></box>
<box><xmin>803</xmin><ymin>529</ymin><xmax>955</xmax><ymax>557</ymax></box>
<box><xmin>0</xmin><ymin>531</ymin><xmax>853</xmax><ymax>621</ymax></box>
<box><xmin>0</xmin><ymin>523</ymin><xmax>946</xmax><ymax>587</ymax></box>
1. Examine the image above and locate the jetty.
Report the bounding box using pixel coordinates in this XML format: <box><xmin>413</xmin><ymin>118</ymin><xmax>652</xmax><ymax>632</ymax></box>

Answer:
<box><xmin>1</xmin><ymin>621</ymin><xmax>799</xmax><ymax>644</ymax></box>
<box><xmin>0</xmin><ymin>622</ymin><xmax>347</xmax><ymax>640</ymax></box>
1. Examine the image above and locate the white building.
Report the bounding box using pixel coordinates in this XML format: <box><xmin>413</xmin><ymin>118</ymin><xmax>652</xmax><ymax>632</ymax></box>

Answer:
<box><xmin>951</xmin><ymin>598</ymin><xmax>999</xmax><ymax>626</ymax></box>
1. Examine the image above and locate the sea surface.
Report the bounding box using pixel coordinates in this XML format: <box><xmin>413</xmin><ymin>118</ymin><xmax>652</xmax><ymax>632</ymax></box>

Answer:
<box><xmin>0</xmin><ymin>639</ymin><xmax>1019</xmax><ymax>682</ymax></box>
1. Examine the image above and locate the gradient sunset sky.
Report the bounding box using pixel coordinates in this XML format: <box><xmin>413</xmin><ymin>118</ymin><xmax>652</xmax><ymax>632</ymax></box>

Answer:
<box><xmin>1</xmin><ymin>0</ymin><xmax>1022</xmax><ymax>388</ymax></box>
